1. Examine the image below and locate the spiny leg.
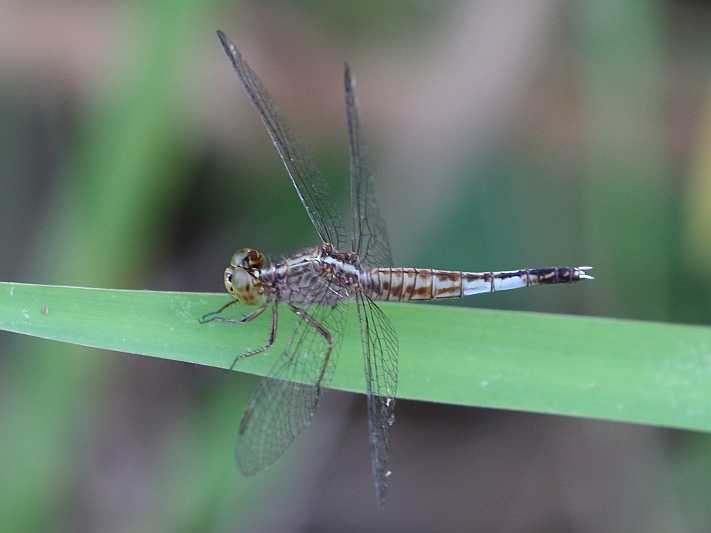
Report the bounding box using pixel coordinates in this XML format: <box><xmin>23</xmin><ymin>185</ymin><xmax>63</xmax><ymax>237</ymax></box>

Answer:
<box><xmin>288</xmin><ymin>303</ymin><xmax>333</xmax><ymax>387</ymax></box>
<box><xmin>229</xmin><ymin>303</ymin><xmax>278</xmax><ymax>370</ymax></box>
<box><xmin>206</xmin><ymin>302</ymin><xmax>268</xmax><ymax>326</ymax></box>
<box><xmin>199</xmin><ymin>298</ymin><xmax>246</xmax><ymax>324</ymax></box>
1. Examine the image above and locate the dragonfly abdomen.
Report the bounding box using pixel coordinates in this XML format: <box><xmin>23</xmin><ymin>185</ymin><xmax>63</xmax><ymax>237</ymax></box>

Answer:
<box><xmin>365</xmin><ymin>266</ymin><xmax>593</xmax><ymax>301</ymax></box>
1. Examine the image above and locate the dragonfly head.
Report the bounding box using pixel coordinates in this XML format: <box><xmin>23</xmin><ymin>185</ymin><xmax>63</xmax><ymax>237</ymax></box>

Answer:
<box><xmin>224</xmin><ymin>248</ymin><xmax>267</xmax><ymax>305</ymax></box>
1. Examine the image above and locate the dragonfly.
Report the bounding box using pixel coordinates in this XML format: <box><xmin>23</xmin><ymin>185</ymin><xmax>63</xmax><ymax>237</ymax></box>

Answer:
<box><xmin>203</xmin><ymin>30</ymin><xmax>593</xmax><ymax>505</ymax></box>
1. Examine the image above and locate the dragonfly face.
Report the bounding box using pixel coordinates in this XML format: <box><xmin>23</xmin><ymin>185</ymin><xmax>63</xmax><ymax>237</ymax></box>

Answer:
<box><xmin>224</xmin><ymin>248</ymin><xmax>267</xmax><ymax>305</ymax></box>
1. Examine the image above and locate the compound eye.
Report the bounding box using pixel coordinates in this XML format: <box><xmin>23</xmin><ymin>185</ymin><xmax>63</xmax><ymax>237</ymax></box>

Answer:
<box><xmin>224</xmin><ymin>268</ymin><xmax>237</xmax><ymax>295</ymax></box>
<box><xmin>246</xmin><ymin>249</ymin><xmax>265</xmax><ymax>268</ymax></box>
<box><xmin>230</xmin><ymin>248</ymin><xmax>265</xmax><ymax>269</ymax></box>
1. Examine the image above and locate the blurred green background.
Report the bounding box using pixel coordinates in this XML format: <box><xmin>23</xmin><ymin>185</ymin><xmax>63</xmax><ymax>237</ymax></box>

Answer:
<box><xmin>1</xmin><ymin>0</ymin><xmax>711</xmax><ymax>531</ymax></box>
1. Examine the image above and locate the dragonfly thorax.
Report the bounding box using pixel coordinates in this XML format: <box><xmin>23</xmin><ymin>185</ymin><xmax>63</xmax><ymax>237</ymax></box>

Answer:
<box><xmin>224</xmin><ymin>248</ymin><xmax>268</xmax><ymax>305</ymax></box>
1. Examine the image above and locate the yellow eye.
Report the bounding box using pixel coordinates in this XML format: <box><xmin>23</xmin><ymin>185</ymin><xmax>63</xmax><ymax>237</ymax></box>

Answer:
<box><xmin>224</xmin><ymin>268</ymin><xmax>236</xmax><ymax>295</ymax></box>
<box><xmin>231</xmin><ymin>248</ymin><xmax>267</xmax><ymax>270</ymax></box>
<box><xmin>224</xmin><ymin>249</ymin><xmax>267</xmax><ymax>306</ymax></box>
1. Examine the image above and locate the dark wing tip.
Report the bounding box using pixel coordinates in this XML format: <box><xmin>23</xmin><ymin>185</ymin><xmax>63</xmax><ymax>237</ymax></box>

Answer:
<box><xmin>216</xmin><ymin>29</ymin><xmax>240</xmax><ymax>63</ymax></box>
<box><xmin>344</xmin><ymin>62</ymin><xmax>354</xmax><ymax>92</ymax></box>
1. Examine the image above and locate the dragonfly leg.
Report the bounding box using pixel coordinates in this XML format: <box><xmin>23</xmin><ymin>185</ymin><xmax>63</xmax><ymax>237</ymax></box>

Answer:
<box><xmin>229</xmin><ymin>303</ymin><xmax>278</xmax><ymax>370</ymax></box>
<box><xmin>288</xmin><ymin>303</ymin><xmax>333</xmax><ymax>387</ymax></box>
<box><xmin>208</xmin><ymin>303</ymin><xmax>268</xmax><ymax>325</ymax></box>
<box><xmin>199</xmin><ymin>299</ymin><xmax>239</xmax><ymax>324</ymax></box>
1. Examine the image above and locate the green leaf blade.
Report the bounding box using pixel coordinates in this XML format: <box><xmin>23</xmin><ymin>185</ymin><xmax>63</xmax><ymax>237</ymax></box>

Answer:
<box><xmin>2</xmin><ymin>281</ymin><xmax>711</xmax><ymax>434</ymax></box>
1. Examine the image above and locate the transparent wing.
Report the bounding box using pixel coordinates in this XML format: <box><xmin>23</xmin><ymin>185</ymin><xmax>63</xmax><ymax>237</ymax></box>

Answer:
<box><xmin>355</xmin><ymin>292</ymin><xmax>399</xmax><ymax>505</ymax></box>
<box><xmin>235</xmin><ymin>281</ymin><xmax>347</xmax><ymax>475</ymax></box>
<box><xmin>218</xmin><ymin>31</ymin><xmax>346</xmax><ymax>248</ymax></box>
<box><xmin>344</xmin><ymin>64</ymin><xmax>393</xmax><ymax>267</ymax></box>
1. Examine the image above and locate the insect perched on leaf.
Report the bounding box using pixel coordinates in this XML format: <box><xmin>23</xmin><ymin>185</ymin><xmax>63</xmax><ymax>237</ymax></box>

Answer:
<box><xmin>202</xmin><ymin>30</ymin><xmax>593</xmax><ymax>505</ymax></box>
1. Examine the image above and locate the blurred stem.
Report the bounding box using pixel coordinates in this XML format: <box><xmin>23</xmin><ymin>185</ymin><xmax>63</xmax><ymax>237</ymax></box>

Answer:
<box><xmin>0</xmin><ymin>2</ymin><xmax>213</xmax><ymax>529</ymax></box>
<box><xmin>685</xmin><ymin>87</ymin><xmax>711</xmax><ymax>272</ymax></box>
<box><xmin>579</xmin><ymin>1</ymin><xmax>672</xmax><ymax>321</ymax></box>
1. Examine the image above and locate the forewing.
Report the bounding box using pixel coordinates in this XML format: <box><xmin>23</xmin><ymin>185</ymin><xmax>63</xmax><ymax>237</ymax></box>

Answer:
<box><xmin>235</xmin><ymin>283</ymin><xmax>347</xmax><ymax>475</ymax></box>
<box><xmin>344</xmin><ymin>64</ymin><xmax>393</xmax><ymax>267</ymax></box>
<box><xmin>218</xmin><ymin>31</ymin><xmax>346</xmax><ymax>248</ymax></box>
<box><xmin>355</xmin><ymin>293</ymin><xmax>399</xmax><ymax>505</ymax></box>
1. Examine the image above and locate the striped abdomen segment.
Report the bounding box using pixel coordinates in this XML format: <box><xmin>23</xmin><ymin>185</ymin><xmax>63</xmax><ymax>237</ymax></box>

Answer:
<box><xmin>364</xmin><ymin>266</ymin><xmax>593</xmax><ymax>301</ymax></box>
